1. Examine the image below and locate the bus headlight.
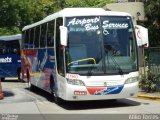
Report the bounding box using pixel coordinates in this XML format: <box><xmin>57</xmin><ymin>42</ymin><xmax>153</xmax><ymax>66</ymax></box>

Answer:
<box><xmin>67</xmin><ymin>79</ymin><xmax>85</xmax><ymax>86</ymax></box>
<box><xmin>125</xmin><ymin>77</ymin><xmax>139</xmax><ymax>84</ymax></box>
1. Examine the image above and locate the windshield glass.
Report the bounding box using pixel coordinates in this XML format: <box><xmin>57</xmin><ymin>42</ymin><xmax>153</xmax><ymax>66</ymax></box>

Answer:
<box><xmin>65</xmin><ymin>16</ymin><xmax>138</xmax><ymax>75</ymax></box>
<box><xmin>0</xmin><ymin>40</ymin><xmax>20</xmax><ymax>55</ymax></box>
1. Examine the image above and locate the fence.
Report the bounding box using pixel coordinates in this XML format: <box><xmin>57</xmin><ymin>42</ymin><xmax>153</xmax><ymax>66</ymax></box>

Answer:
<box><xmin>147</xmin><ymin>47</ymin><xmax>160</xmax><ymax>91</ymax></box>
<box><xmin>148</xmin><ymin>47</ymin><xmax>160</xmax><ymax>75</ymax></box>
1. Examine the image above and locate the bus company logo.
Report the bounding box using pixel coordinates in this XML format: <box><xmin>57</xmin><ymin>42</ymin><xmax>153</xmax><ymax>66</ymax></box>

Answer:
<box><xmin>0</xmin><ymin>57</ymin><xmax>12</xmax><ymax>63</ymax></box>
<box><xmin>86</xmin><ymin>86</ymin><xmax>123</xmax><ymax>95</ymax></box>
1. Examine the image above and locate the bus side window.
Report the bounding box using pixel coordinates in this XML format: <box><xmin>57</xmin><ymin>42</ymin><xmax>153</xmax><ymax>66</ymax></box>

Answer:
<box><xmin>29</xmin><ymin>28</ymin><xmax>34</xmax><ymax>49</ymax></box>
<box><xmin>2</xmin><ymin>49</ymin><xmax>6</xmax><ymax>54</ymax></box>
<box><xmin>40</xmin><ymin>23</ymin><xmax>47</xmax><ymax>48</ymax></box>
<box><xmin>0</xmin><ymin>49</ymin><xmax>2</xmax><ymax>54</ymax></box>
<box><xmin>34</xmin><ymin>26</ymin><xmax>40</xmax><ymax>48</ymax></box>
<box><xmin>47</xmin><ymin>20</ymin><xmax>55</xmax><ymax>47</ymax></box>
<box><xmin>24</xmin><ymin>30</ymin><xmax>30</xmax><ymax>49</ymax></box>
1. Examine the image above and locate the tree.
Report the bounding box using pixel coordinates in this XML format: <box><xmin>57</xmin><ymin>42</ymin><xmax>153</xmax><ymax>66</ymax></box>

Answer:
<box><xmin>0</xmin><ymin>0</ymin><xmax>55</xmax><ymax>35</ymax></box>
<box><xmin>0</xmin><ymin>0</ymin><xmax>21</xmax><ymax>35</ymax></box>
<box><xmin>65</xmin><ymin>0</ymin><xmax>112</xmax><ymax>8</ymax></box>
<box><xmin>0</xmin><ymin>0</ymin><xmax>112</xmax><ymax>35</ymax></box>
<box><xmin>144</xmin><ymin>0</ymin><xmax>160</xmax><ymax>47</ymax></box>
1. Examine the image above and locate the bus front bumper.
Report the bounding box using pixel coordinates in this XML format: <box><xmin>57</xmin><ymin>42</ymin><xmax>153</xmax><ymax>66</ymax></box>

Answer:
<box><xmin>63</xmin><ymin>82</ymin><xmax>138</xmax><ymax>101</ymax></box>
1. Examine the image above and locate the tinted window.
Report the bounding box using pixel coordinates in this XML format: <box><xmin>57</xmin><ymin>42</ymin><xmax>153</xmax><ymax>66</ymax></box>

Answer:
<box><xmin>29</xmin><ymin>28</ymin><xmax>34</xmax><ymax>48</ymax></box>
<box><xmin>6</xmin><ymin>40</ymin><xmax>20</xmax><ymax>54</ymax></box>
<box><xmin>40</xmin><ymin>24</ymin><xmax>47</xmax><ymax>48</ymax></box>
<box><xmin>0</xmin><ymin>40</ymin><xmax>20</xmax><ymax>55</ymax></box>
<box><xmin>34</xmin><ymin>26</ymin><xmax>40</xmax><ymax>48</ymax></box>
<box><xmin>24</xmin><ymin>30</ymin><xmax>29</xmax><ymax>48</ymax></box>
<box><xmin>47</xmin><ymin>20</ymin><xmax>55</xmax><ymax>47</ymax></box>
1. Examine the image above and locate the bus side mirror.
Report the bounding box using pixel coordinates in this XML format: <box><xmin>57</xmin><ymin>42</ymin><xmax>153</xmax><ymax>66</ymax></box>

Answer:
<box><xmin>60</xmin><ymin>26</ymin><xmax>68</xmax><ymax>46</ymax></box>
<box><xmin>134</xmin><ymin>25</ymin><xmax>149</xmax><ymax>47</ymax></box>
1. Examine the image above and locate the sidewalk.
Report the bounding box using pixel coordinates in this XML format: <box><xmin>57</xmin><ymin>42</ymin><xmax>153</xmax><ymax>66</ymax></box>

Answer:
<box><xmin>137</xmin><ymin>91</ymin><xmax>160</xmax><ymax>100</ymax></box>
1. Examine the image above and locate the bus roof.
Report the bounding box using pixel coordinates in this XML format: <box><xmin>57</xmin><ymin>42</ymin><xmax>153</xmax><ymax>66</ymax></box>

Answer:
<box><xmin>0</xmin><ymin>34</ymin><xmax>22</xmax><ymax>41</ymax></box>
<box><xmin>22</xmin><ymin>8</ymin><xmax>132</xmax><ymax>31</ymax></box>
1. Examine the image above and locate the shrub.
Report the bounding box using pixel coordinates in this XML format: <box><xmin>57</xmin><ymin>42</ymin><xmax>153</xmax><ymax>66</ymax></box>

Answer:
<box><xmin>139</xmin><ymin>71</ymin><xmax>160</xmax><ymax>92</ymax></box>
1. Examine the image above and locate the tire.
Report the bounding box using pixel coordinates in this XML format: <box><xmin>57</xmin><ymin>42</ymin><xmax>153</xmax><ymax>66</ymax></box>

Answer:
<box><xmin>50</xmin><ymin>80</ymin><xmax>64</xmax><ymax>104</ymax></box>
<box><xmin>28</xmin><ymin>78</ymin><xmax>35</xmax><ymax>91</ymax></box>
<box><xmin>17</xmin><ymin>69</ymin><xmax>23</xmax><ymax>82</ymax></box>
<box><xmin>28</xmin><ymin>77</ymin><xmax>31</xmax><ymax>88</ymax></box>
<box><xmin>53</xmin><ymin>92</ymin><xmax>64</xmax><ymax>105</ymax></box>
<box><xmin>27</xmin><ymin>70</ymin><xmax>34</xmax><ymax>91</ymax></box>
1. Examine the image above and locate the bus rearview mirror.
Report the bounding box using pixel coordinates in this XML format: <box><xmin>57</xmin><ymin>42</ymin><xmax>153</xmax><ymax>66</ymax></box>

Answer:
<box><xmin>60</xmin><ymin>26</ymin><xmax>68</xmax><ymax>46</ymax></box>
<box><xmin>134</xmin><ymin>25</ymin><xmax>149</xmax><ymax>47</ymax></box>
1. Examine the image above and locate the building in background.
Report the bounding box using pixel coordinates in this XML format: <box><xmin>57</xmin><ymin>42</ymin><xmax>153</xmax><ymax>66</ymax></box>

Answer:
<box><xmin>104</xmin><ymin>0</ymin><xmax>146</xmax><ymax>25</ymax></box>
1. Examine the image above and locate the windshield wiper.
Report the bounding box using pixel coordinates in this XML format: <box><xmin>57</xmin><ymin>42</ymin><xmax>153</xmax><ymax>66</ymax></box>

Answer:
<box><xmin>109</xmin><ymin>54</ymin><xmax>123</xmax><ymax>75</ymax></box>
<box><xmin>87</xmin><ymin>64</ymin><xmax>96</xmax><ymax>76</ymax></box>
<box><xmin>105</xmin><ymin>45</ymin><xmax>124</xmax><ymax>75</ymax></box>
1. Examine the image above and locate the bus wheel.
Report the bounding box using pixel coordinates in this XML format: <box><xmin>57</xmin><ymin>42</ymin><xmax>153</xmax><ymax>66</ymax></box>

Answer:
<box><xmin>53</xmin><ymin>90</ymin><xmax>66</xmax><ymax>105</ymax></box>
<box><xmin>53</xmin><ymin>92</ymin><xmax>63</xmax><ymax>105</ymax></box>
<box><xmin>50</xmin><ymin>77</ymin><xmax>65</xmax><ymax>105</ymax></box>
<box><xmin>17</xmin><ymin>69</ymin><xmax>22</xmax><ymax>82</ymax></box>
<box><xmin>1</xmin><ymin>78</ymin><xmax>5</xmax><ymax>82</ymax></box>
<box><xmin>28</xmin><ymin>78</ymin><xmax>35</xmax><ymax>91</ymax></box>
<box><xmin>27</xmin><ymin>70</ymin><xmax>33</xmax><ymax>91</ymax></box>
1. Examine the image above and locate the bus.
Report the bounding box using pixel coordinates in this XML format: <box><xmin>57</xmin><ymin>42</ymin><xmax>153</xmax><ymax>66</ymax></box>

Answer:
<box><xmin>0</xmin><ymin>34</ymin><xmax>22</xmax><ymax>81</ymax></box>
<box><xmin>21</xmin><ymin>8</ymin><xmax>140</xmax><ymax>103</ymax></box>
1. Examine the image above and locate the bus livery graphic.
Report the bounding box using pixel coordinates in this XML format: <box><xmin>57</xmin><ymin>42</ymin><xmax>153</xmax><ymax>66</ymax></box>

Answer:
<box><xmin>21</xmin><ymin>8</ymin><xmax>141</xmax><ymax>103</ymax></box>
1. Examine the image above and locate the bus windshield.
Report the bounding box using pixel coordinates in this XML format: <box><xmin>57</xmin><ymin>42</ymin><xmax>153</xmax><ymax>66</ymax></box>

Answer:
<box><xmin>65</xmin><ymin>16</ymin><xmax>138</xmax><ymax>75</ymax></box>
<box><xmin>0</xmin><ymin>40</ymin><xmax>20</xmax><ymax>55</ymax></box>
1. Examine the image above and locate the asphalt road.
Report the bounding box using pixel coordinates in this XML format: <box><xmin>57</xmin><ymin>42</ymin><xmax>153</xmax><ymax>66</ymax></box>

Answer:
<box><xmin>0</xmin><ymin>80</ymin><xmax>160</xmax><ymax>120</ymax></box>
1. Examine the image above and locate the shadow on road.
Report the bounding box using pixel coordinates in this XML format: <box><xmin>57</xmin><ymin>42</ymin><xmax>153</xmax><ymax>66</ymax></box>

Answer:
<box><xmin>3</xmin><ymin>90</ymin><xmax>15</xmax><ymax>97</ymax></box>
<box><xmin>60</xmin><ymin>99</ymin><xmax>141</xmax><ymax>110</ymax></box>
<box><xmin>25</xmin><ymin>87</ymin><xmax>54</xmax><ymax>102</ymax></box>
<box><xmin>26</xmin><ymin>86</ymin><xmax>142</xmax><ymax>110</ymax></box>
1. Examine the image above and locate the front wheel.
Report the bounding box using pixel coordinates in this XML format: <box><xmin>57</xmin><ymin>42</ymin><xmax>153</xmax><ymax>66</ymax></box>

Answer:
<box><xmin>53</xmin><ymin>92</ymin><xmax>65</xmax><ymax>105</ymax></box>
<box><xmin>50</xmin><ymin>76</ymin><xmax>65</xmax><ymax>105</ymax></box>
<box><xmin>51</xmin><ymin>87</ymin><xmax>65</xmax><ymax>105</ymax></box>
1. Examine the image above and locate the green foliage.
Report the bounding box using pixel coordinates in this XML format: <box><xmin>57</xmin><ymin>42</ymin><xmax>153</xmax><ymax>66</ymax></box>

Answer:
<box><xmin>139</xmin><ymin>71</ymin><xmax>160</xmax><ymax>92</ymax></box>
<box><xmin>0</xmin><ymin>27</ymin><xmax>20</xmax><ymax>36</ymax></box>
<box><xmin>65</xmin><ymin>0</ymin><xmax>112</xmax><ymax>7</ymax></box>
<box><xmin>144</xmin><ymin>0</ymin><xmax>160</xmax><ymax>47</ymax></box>
<box><xmin>0</xmin><ymin>0</ymin><xmax>55</xmax><ymax>35</ymax></box>
<box><xmin>0</xmin><ymin>0</ymin><xmax>112</xmax><ymax>35</ymax></box>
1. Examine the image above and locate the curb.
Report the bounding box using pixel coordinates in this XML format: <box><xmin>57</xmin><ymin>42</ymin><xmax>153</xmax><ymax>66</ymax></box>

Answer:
<box><xmin>137</xmin><ymin>94</ymin><xmax>160</xmax><ymax>100</ymax></box>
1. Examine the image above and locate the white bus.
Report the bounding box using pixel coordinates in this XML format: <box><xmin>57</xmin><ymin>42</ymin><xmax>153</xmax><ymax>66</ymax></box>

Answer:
<box><xmin>22</xmin><ymin>8</ymin><xmax>140</xmax><ymax>103</ymax></box>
